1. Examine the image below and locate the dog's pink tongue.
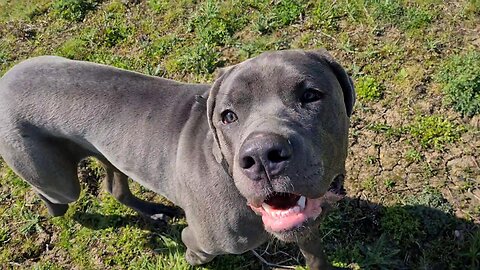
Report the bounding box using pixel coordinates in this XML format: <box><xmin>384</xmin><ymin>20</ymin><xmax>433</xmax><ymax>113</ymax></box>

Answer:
<box><xmin>259</xmin><ymin>198</ymin><xmax>323</xmax><ymax>232</ymax></box>
<box><xmin>262</xmin><ymin>212</ymin><xmax>308</xmax><ymax>232</ymax></box>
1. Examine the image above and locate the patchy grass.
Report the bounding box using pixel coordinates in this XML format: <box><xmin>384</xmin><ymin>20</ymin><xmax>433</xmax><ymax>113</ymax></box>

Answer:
<box><xmin>436</xmin><ymin>51</ymin><xmax>480</xmax><ymax>116</ymax></box>
<box><xmin>357</xmin><ymin>234</ymin><xmax>403</xmax><ymax>269</ymax></box>
<box><xmin>405</xmin><ymin>148</ymin><xmax>423</xmax><ymax>163</ymax></box>
<box><xmin>408</xmin><ymin>115</ymin><xmax>465</xmax><ymax>150</ymax></box>
<box><xmin>0</xmin><ymin>0</ymin><xmax>479</xmax><ymax>269</ymax></box>
<box><xmin>355</xmin><ymin>75</ymin><xmax>383</xmax><ymax>101</ymax></box>
<box><xmin>381</xmin><ymin>207</ymin><xmax>421</xmax><ymax>245</ymax></box>
<box><xmin>52</xmin><ymin>0</ymin><xmax>100</xmax><ymax>22</ymax></box>
<box><xmin>365</xmin><ymin>123</ymin><xmax>408</xmax><ymax>145</ymax></box>
<box><xmin>57</xmin><ymin>37</ymin><xmax>88</xmax><ymax>59</ymax></box>
<box><xmin>0</xmin><ymin>0</ymin><xmax>51</xmax><ymax>22</ymax></box>
<box><xmin>171</xmin><ymin>42</ymin><xmax>222</xmax><ymax>75</ymax></box>
<box><xmin>252</xmin><ymin>0</ymin><xmax>305</xmax><ymax>34</ymax></box>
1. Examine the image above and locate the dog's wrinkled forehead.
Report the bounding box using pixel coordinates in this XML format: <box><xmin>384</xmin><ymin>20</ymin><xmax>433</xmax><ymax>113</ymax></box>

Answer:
<box><xmin>216</xmin><ymin>51</ymin><xmax>337</xmax><ymax>106</ymax></box>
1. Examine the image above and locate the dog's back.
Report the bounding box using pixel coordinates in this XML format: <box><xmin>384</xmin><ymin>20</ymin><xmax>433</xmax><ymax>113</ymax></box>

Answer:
<box><xmin>0</xmin><ymin>56</ymin><xmax>209</xmax><ymax>212</ymax></box>
<box><xmin>0</xmin><ymin>56</ymin><xmax>100</xmax><ymax>208</ymax></box>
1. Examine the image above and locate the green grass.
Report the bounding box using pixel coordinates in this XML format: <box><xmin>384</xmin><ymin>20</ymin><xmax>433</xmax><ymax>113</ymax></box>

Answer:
<box><xmin>381</xmin><ymin>207</ymin><xmax>421</xmax><ymax>245</ymax></box>
<box><xmin>408</xmin><ymin>115</ymin><xmax>465</xmax><ymax>150</ymax></box>
<box><xmin>356</xmin><ymin>75</ymin><xmax>384</xmax><ymax>101</ymax></box>
<box><xmin>0</xmin><ymin>0</ymin><xmax>479</xmax><ymax>269</ymax></box>
<box><xmin>52</xmin><ymin>0</ymin><xmax>100</xmax><ymax>22</ymax></box>
<box><xmin>436</xmin><ymin>51</ymin><xmax>480</xmax><ymax>116</ymax></box>
<box><xmin>366</xmin><ymin>123</ymin><xmax>405</xmax><ymax>139</ymax></box>
<box><xmin>366</xmin><ymin>115</ymin><xmax>466</xmax><ymax>151</ymax></box>
<box><xmin>405</xmin><ymin>148</ymin><xmax>423</xmax><ymax>163</ymax></box>
<box><xmin>172</xmin><ymin>42</ymin><xmax>222</xmax><ymax>75</ymax></box>
<box><xmin>58</xmin><ymin>37</ymin><xmax>88</xmax><ymax>59</ymax></box>
<box><xmin>463</xmin><ymin>230</ymin><xmax>480</xmax><ymax>269</ymax></box>
<box><xmin>252</xmin><ymin>0</ymin><xmax>305</xmax><ymax>34</ymax></box>
<box><xmin>465</xmin><ymin>0</ymin><xmax>480</xmax><ymax>15</ymax></box>
<box><xmin>0</xmin><ymin>223</ymin><xmax>9</xmax><ymax>244</ymax></box>
<box><xmin>0</xmin><ymin>0</ymin><xmax>51</xmax><ymax>22</ymax></box>
<box><xmin>357</xmin><ymin>234</ymin><xmax>403</xmax><ymax>269</ymax></box>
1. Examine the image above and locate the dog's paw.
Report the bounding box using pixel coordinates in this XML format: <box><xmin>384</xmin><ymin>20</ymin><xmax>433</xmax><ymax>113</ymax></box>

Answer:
<box><xmin>185</xmin><ymin>249</ymin><xmax>215</xmax><ymax>266</ymax></box>
<box><xmin>150</xmin><ymin>213</ymin><xmax>168</xmax><ymax>222</ymax></box>
<box><xmin>137</xmin><ymin>212</ymin><xmax>168</xmax><ymax>226</ymax></box>
<box><xmin>139</xmin><ymin>204</ymin><xmax>183</xmax><ymax>223</ymax></box>
<box><xmin>150</xmin><ymin>204</ymin><xmax>183</xmax><ymax>218</ymax></box>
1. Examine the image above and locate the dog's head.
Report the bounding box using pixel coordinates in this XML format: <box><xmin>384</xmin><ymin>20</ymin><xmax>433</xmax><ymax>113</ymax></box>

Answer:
<box><xmin>206</xmin><ymin>49</ymin><xmax>355</xmax><ymax>241</ymax></box>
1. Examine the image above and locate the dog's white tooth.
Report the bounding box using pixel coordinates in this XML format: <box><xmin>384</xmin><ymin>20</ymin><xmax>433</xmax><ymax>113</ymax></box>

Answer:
<box><xmin>297</xmin><ymin>196</ymin><xmax>306</xmax><ymax>210</ymax></box>
<box><xmin>262</xmin><ymin>203</ymin><xmax>273</xmax><ymax>215</ymax></box>
<box><xmin>293</xmin><ymin>205</ymin><xmax>300</xmax><ymax>213</ymax></box>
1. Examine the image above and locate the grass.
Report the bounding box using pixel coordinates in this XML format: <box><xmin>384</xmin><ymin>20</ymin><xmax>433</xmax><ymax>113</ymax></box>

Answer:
<box><xmin>366</xmin><ymin>123</ymin><xmax>405</xmax><ymax>139</ymax></box>
<box><xmin>380</xmin><ymin>206</ymin><xmax>421</xmax><ymax>244</ymax></box>
<box><xmin>357</xmin><ymin>234</ymin><xmax>403</xmax><ymax>269</ymax></box>
<box><xmin>436</xmin><ymin>50</ymin><xmax>480</xmax><ymax>116</ymax></box>
<box><xmin>52</xmin><ymin>0</ymin><xmax>100</xmax><ymax>22</ymax></box>
<box><xmin>355</xmin><ymin>75</ymin><xmax>383</xmax><ymax>101</ymax></box>
<box><xmin>254</xmin><ymin>0</ymin><xmax>305</xmax><ymax>34</ymax></box>
<box><xmin>0</xmin><ymin>0</ymin><xmax>50</xmax><ymax>22</ymax></box>
<box><xmin>405</xmin><ymin>148</ymin><xmax>423</xmax><ymax>163</ymax></box>
<box><xmin>408</xmin><ymin>115</ymin><xmax>465</xmax><ymax>150</ymax></box>
<box><xmin>366</xmin><ymin>115</ymin><xmax>466</xmax><ymax>151</ymax></box>
<box><xmin>0</xmin><ymin>0</ymin><xmax>479</xmax><ymax>269</ymax></box>
<box><xmin>58</xmin><ymin>37</ymin><xmax>88</xmax><ymax>59</ymax></box>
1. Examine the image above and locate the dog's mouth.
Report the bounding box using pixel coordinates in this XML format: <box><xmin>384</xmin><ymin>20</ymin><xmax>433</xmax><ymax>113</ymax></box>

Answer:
<box><xmin>248</xmin><ymin>192</ymin><xmax>323</xmax><ymax>232</ymax></box>
<box><xmin>247</xmin><ymin>175</ymin><xmax>345</xmax><ymax>233</ymax></box>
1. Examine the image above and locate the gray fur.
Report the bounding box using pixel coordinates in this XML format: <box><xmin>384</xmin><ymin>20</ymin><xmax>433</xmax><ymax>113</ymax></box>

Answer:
<box><xmin>0</xmin><ymin>49</ymin><xmax>354</xmax><ymax>269</ymax></box>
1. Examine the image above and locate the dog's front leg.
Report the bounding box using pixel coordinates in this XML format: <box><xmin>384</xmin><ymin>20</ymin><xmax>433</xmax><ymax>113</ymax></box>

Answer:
<box><xmin>181</xmin><ymin>226</ymin><xmax>216</xmax><ymax>265</ymax></box>
<box><xmin>298</xmin><ymin>234</ymin><xmax>336</xmax><ymax>270</ymax></box>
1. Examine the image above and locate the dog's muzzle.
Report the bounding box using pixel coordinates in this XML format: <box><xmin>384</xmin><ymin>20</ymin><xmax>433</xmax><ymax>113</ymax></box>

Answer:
<box><xmin>238</xmin><ymin>132</ymin><xmax>292</xmax><ymax>181</ymax></box>
<box><xmin>248</xmin><ymin>175</ymin><xmax>345</xmax><ymax>233</ymax></box>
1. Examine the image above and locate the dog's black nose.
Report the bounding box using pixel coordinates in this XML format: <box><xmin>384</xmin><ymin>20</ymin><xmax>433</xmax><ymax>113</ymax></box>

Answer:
<box><xmin>239</xmin><ymin>133</ymin><xmax>292</xmax><ymax>180</ymax></box>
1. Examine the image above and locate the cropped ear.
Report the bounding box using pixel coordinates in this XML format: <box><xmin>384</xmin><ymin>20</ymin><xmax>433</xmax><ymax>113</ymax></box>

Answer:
<box><xmin>307</xmin><ymin>49</ymin><xmax>356</xmax><ymax>117</ymax></box>
<box><xmin>207</xmin><ymin>66</ymin><xmax>236</xmax><ymax>164</ymax></box>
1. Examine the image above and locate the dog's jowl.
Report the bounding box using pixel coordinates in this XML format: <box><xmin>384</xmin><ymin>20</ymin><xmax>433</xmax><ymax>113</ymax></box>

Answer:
<box><xmin>0</xmin><ymin>49</ymin><xmax>355</xmax><ymax>269</ymax></box>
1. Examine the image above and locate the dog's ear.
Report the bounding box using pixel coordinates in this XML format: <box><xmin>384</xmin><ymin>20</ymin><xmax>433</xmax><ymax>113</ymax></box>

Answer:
<box><xmin>308</xmin><ymin>49</ymin><xmax>356</xmax><ymax>117</ymax></box>
<box><xmin>207</xmin><ymin>66</ymin><xmax>236</xmax><ymax>164</ymax></box>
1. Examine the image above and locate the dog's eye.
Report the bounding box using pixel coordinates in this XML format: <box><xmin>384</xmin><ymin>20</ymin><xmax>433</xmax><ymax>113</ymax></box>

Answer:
<box><xmin>301</xmin><ymin>88</ymin><xmax>324</xmax><ymax>103</ymax></box>
<box><xmin>221</xmin><ymin>110</ymin><xmax>238</xmax><ymax>124</ymax></box>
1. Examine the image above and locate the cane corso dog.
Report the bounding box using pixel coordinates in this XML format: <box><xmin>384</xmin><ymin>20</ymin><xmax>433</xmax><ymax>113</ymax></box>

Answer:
<box><xmin>0</xmin><ymin>49</ymin><xmax>355</xmax><ymax>269</ymax></box>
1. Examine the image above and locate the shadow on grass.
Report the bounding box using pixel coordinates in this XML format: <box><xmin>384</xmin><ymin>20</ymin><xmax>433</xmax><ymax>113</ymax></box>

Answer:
<box><xmin>72</xmin><ymin>212</ymin><xmax>170</xmax><ymax>231</ymax></box>
<box><xmin>71</xmin><ymin>196</ymin><xmax>479</xmax><ymax>270</ymax></box>
<box><xmin>317</xmin><ymin>197</ymin><xmax>480</xmax><ymax>270</ymax></box>
<box><xmin>72</xmin><ymin>210</ymin><xmax>260</xmax><ymax>269</ymax></box>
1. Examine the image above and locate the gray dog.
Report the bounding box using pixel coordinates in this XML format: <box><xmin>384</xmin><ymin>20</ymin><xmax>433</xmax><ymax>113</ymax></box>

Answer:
<box><xmin>0</xmin><ymin>49</ymin><xmax>355</xmax><ymax>269</ymax></box>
